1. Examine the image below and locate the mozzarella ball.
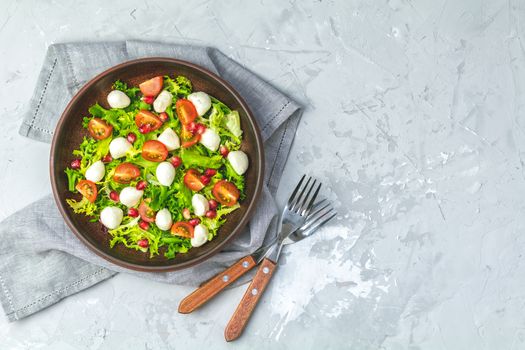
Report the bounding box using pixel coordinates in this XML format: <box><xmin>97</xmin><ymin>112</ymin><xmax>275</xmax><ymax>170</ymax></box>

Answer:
<box><xmin>109</xmin><ymin>137</ymin><xmax>132</xmax><ymax>159</ymax></box>
<box><xmin>100</xmin><ymin>207</ymin><xmax>123</xmax><ymax>230</ymax></box>
<box><xmin>155</xmin><ymin>208</ymin><xmax>173</xmax><ymax>231</ymax></box>
<box><xmin>119</xmin><ymin>187</ymin><xmax>144</xmax><ymax>207</ymax></box>
<box><xmin>107</xmin><ymin>90</ymin><xmax>131</xmax><ymax>109</ymax></box>
<box><xmin>156</xmin><ymin>162</ymin><xmax>175</xmax><ymax>186</ymax></box>
<box><xmin>227</xmin><ymin>150</ymin><xmax>249</xmax><ymax>175</ymax></box>
<box><xmin>191</xmin><ymin>224</ymin><xmax>209</xmax><ymax>247</ymax></box>
<box><xmin>85</xmin><ymin>160</ymin><xmax>105</xmax><ymax>183</ymax></box>
<box><xmin>192</xmin><ymin>193</ymin><xmax>209</xmax><ymax>216</ymax></box>
<box><xmin>188</xmin><ymin>92</ymin><xmax>211</xmax><ymax>117</ymax></box>
<box><xmin>199</xmin><ymin>128</ymin><xmax>220</xmax><ymax>152</ymax></box>
<box><xmin>157</xmin><ymin>127</ymin><xmax>180</xmax><ymax>151</ymax></box>
<box><xmin>153</xmin><ymin>90</ymin><xmax>173</xmax><ymax>113</ymax></box>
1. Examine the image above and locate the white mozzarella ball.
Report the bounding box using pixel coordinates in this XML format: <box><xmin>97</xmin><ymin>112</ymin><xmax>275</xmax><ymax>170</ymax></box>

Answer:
<box><xmin>192</xmin><ymin>193</ymin><xmax>209</xmax><ymax>216</ymax></box>
<box><xmin>153</xmin><ymin>90</ymin><xmax>173</xmax><ymax>113</ymax></box>
<box><xmin>188</xmin><ymin>92</ymin><xmax>211</xmax><ymax>117</ymax></box>
<box><xmin>227</xmin><ymin>150</ymin><xmax>249</xmax><ymax>175</ymax></box>
<box><xmin>109</xmin><ymin>137</ymin><xmax>132</xmax><ymax>159</ymax></box>
<box><xmin>191</xmin><ymin>224</ymin><xmax>209</xmax><ymax>247</ymax></box>
<box><xmin>156</xmin><ymin>162</ymin><xmax>175</xmax><ymax>186</ymax></box>
<box><xmin>155</xmin><ymin>208</ymin><xmax>173</xmax><ymax>231</ymax></box>
<box><xmin>119</xmin><ymin>187</ymin><xmax>144</xmax><ymax>207</ymax></box>
<box><xmin>199</xmin><ymin>128</ymin><xmax>220</xmax><ymax>152</ymax></box>
<box><xmin>157</xmin><ymin>127</ymin><xmax>180</xmax><ymax>151</ymax></box>
<box><xmin>100</xmin><ymin>207</ymin><xmax>123</xmax><ymax>230</ymax></box>
<box><xmin>85</xmin><ymin>160</ymin><xmax>105</xmax><ymax>183</ymax></box>
<box><xmin>107</xmin><ymin>90</ymin><xmax>131</xmax><ymax>109</ymax></box>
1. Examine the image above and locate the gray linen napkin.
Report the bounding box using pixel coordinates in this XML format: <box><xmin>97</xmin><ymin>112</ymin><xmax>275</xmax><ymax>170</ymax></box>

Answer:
<box><xmin>1</xmin><ymin>40</ymin><xmax>301</xmax><ymax>322</ymax></box>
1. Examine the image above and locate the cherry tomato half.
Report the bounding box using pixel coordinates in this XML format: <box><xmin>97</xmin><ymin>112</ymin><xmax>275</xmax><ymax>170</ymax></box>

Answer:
<box><xmin>113</xmin><ymin>163</ymin><xmax>141</xmax><ymax>184</ymax></box>
<box><xmin>142</xmin><ymin>140</ymin><xmax>168</xmax><ymax>162</ymax></box>
<box><xmin>176</xmin><ymin>99</ymin><xmax>198</xmax><ymax>125</ymax></box>
<box><xmin>170</xmin><ymin>221</ymin><xmax>194</xmax><ymax>238</ymax></box>
<box><xmin>138</xmin><ymin>199</ymin><xmax>156</xmax><ymax>223</ymax></box>
<box><xmin>87</xmin><ymin>118</ymin><xmax>113</xmax><ymax>140</ymax></box>
<box><xmin>184</xmin><ymin>169</ymin><xmax>205</xmax><ymax>191</ymax></box>
<box><xmin>181</xmin><ymin>124</ymin><xmax>201</xmax><ymax>148</ymax></box>
<box><xmin>76</xmin><ymin>180</ymin><xmax>98</xmax><ymax>203</ymax></box>
<box><xmin>139</xmin><ymin>76</ymin><xmax>163</xmax><ymax>97</ymax></box>
<box><xmin>212</xmin><ymin>180</ymin><xmax>240</xmax><ymax>207</ymax></box>
<box><xmin>135</xmin><ymin>110</ymin><xmax>163</xmax><ymax>132</ymax></box>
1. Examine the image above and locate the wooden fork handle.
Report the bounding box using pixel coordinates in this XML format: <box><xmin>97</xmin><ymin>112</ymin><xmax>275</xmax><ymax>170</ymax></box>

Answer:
<box><xmin>224</xmin><ymin>258</ymin><xmax>277</xmax><ymax>341</ymax></box>
<box><xmin>178</xmin><ymin>255</ymin><xmax>257</xmax><ymax>314</ymax></box>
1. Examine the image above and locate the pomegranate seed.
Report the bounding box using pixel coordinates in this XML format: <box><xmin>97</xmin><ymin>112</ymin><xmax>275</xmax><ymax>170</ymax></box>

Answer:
<box><xmin>182</xmin><ymin>208</ymin><xmax>191</xmax><ymax>220</ymax></box>
<box><xmin>128</xmin><ymin>208</ymin><xmax>139</xmax><ymax>217</ymax></box>
<box><xmin>137</xmin><ymin>239</ymin><xmax>149</xmax><ymax>248</ymax></box>
<box><xmin>204</xmin><ymin>168</ymin><xmax>217</xmax><ymax>177</ymax></box>
<box><xmin>189</xmin><ymin>218</ymin><xmax>200</xmax><ymax>226</ymax></box>
<box><xmin>205</xmin><ymin>210</ymin><xmax>217</xmax><ymax>219</ymax></box>
<box><xmin>136</xmin><ymin>180</ymin><xmax>147</xmax><ymax>190</ymax></box>
<box><xmin>139</xmin><ymin>124</ymin><xmax>152</xmax><ymax>134</ymax></box>
<box><xmin>187</xmin><ymin>122</ymin><xmax>196</xmax><ymax>133</ymax></box>
<box><xmin>195</xmin><ymin>123</ymin><xmax>206</xmax><ymax>135</ymax></box>
<box><xmin>159</xmin><ymin>112</ymin><xmax>169</xmax><ymax>122</ymax></box>
<box><xmin>127</xmin><ymin>132</ymin><xmax>137</xmax><ymax>144</ymax></box>
<box><xmin>70</xmin><ymin>159</ymin><xmax>81</xmax><ymax>169</ymax></box>
<box><xmin>200</xmin><ymin>175</ymin><xmax>211</xmax><ymax>185</ymax></box>
<box><xmin>109</xmin><ymin>191</ymin><xmax>119</xmax><ymax>202</ymax></box>
<box><xmin>139</xmin><ymin>220</ymin><xmax>150</xmax><ymax>230</ymax></box>
<box><xmin>143</xmin><ymin>95</ymin><xmax>154</xmax><ymax>104</ymax></box>
<box><xmin>170</xmin><ymin>156</ymin><xmax>182</xmax><ymax>167</ymax></box>
<box><xmin>220</xmin><ymin>145</ymin><xmax>229</xmax><ymax>157</ymax></box>
<box><xmin>208</xmin><ymin>199</ymin><xmax>218</xmax><ymax>210</ymax></box>
<box><xmin>102</xmin><ymin>154</ymin><xmax>112</xmax><ymax>163</ymax></box>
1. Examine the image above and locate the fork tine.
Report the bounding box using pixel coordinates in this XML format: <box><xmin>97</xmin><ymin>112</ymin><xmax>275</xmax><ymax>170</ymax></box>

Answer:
<box><xmin>301</xmin><ymin>206</ymin><xmax>334</xmax><ymax>231</ymax></box>
<box><xmin>287</xmin><ymin>175</ymin><xmax>306</xmax><ymax>209</ymax></box>
<box><xmin>307</xmin><ymin>201</ymin><xmax>331</xmax><ymax>220</ymax></box>
<box><xmin>295</xmin><ymin>178</ymin><xmax>316</xmax><ymax>213</ymax></box>
<box><xmin>300</xmin><ymin>211</ymin><xmax>337</xmax><ymax>237</ymax></box>
<box><xmin>302</xmin><ymin>181</ymin><xmax>322</xmax><ymax>216</ymax></box>
<box><xmin>291</xmin><ymin>177</ymin><xmax>312</xmax><ymax>212</ymax></box>
<box><xmin>310</xmin><ymin>198</ymin><xmax>327</xmax><ymax>212</ymax></box>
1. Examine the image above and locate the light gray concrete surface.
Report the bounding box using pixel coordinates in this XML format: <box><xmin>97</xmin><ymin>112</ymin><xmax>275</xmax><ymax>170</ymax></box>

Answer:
<box><xmin>1</xmin><ymin>0</ymin><xmax>524</xmax><ymax>348</ymax></box>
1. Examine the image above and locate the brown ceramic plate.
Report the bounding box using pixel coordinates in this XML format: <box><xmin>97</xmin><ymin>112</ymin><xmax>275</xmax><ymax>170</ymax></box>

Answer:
<box><xmin>50</xmin><ymin>57</ymin><xmax>264</xmax><ymax>272</ymax></box>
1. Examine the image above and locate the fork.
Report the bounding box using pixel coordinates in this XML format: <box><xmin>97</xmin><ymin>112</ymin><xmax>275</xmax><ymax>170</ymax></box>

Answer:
<box><xmin>224</xmin><ymin>175</ymin><xmax>322</xmax><ymax>341</ymax></box>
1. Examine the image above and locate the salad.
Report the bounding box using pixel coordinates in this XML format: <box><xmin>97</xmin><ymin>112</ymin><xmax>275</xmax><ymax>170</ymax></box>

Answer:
<box><xmin>64</xmin><ymin>74</ymin><xmax>249</xmax><ymax>258</ymax></box>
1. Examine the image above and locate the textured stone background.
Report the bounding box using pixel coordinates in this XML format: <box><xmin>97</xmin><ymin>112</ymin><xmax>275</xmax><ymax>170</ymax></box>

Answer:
<box><xmin>1</xmin><ymin>0</ymin><xmax>524</xmax><ymax>349</ymax></box>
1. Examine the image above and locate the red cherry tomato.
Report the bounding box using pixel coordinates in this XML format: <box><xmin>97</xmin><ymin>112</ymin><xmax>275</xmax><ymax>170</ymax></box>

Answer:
<box><xmin>139</xmin><ymin>76</ymin><xmax>163</xmax><ymax>97</ymax></box>
<box><xmin>113</xmin><ymin>163</ymin><xmax>141</xmax><ymax>184</ymax></box>
<box><xmin>135</xmin><ymin>110</ymin><xmax>163</xmax><ymax>132</ymax></box>
<box><xmin>183</xmin><ymin>169</ymin><xmax>205</xmax><ymax>191</ymax></box>
<box><xmin>88</xmin><ymin>118</ymin><xmax>113</xmax><ymax>140</ymax></box>
<box><xmin>138</xmin><ymin>200</ymin><xmax>156</xmax><ymax>223</ymax></box>
<box><xmin>181</xmin><ymin>125</ymin><xmax>200</xmax><ymax>148</ymax></box>
<box><xmin>170</xmin><ymin>221</ymin><xmax>194</xmax><ymax>238</ymax></box>
<box><xmin>176</xmin><ymin>99</ymin><xmax>198</xmax><ymax>125</ymax></box>
<box><xmin>142</xmin><ymin>140</ymin><xmax>168</xmax><ymax>162</ymax></box>
<box><xmin>212</xmin><ymin>180</ymin><xmax>240</xmax><ymax>207</ymax></box>
<box><xmin>76</xmin><ymin>180</ymin><xmax>98</xmax><ymax>203</ymax></box>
